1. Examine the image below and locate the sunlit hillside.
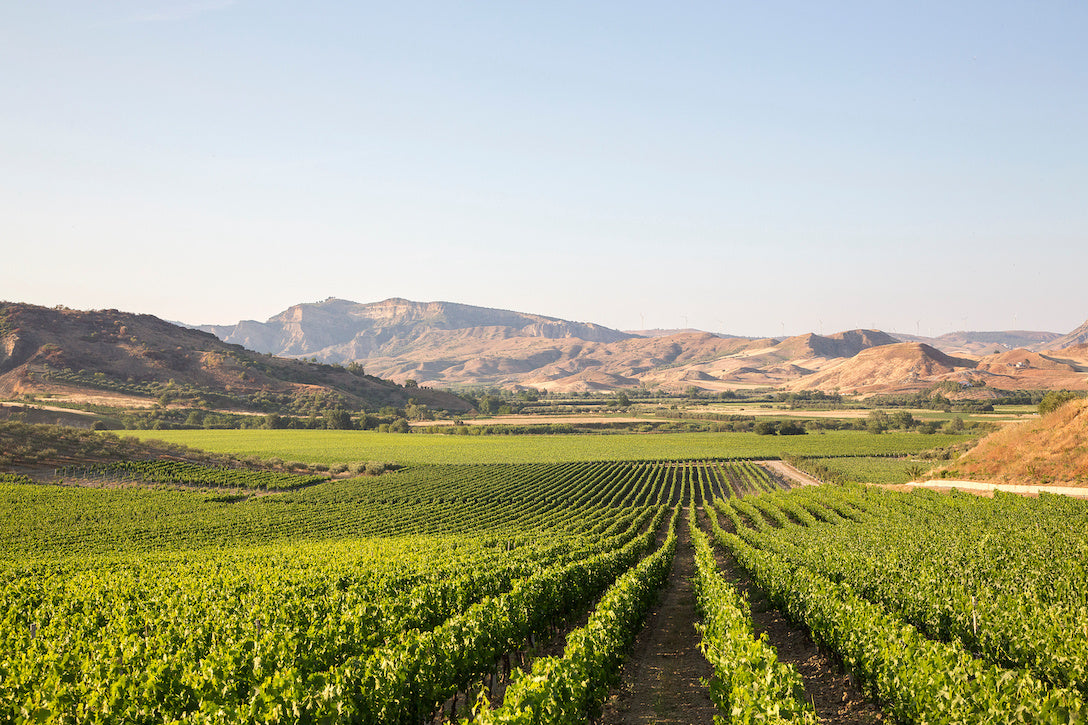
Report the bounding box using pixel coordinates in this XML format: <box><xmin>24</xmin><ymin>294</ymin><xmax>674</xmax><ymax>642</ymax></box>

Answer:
<box><xmin>939</xmin><ymin>398</ymin><xmax>1088</xmax><ymax>485</ymax></box>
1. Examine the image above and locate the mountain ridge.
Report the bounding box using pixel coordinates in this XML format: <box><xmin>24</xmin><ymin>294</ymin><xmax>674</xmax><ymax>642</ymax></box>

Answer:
<box><xmin>0</xmin><ymin>302</ymin><xmax>471</xmax><ymax>414</ymax></box>
<box><xmin>195</xmin><ymin>299</ymin><xmax>927</xmax><ymax>392</ymax></box>
<box><xmin>1048</xmin><ymin>319</ymin><xmax>1088</xmax><ymax>351</ymax></box>
<box><xmin>5</xmin><ymin>298</ymin><xmax>1087</xmax><ymax>401</ymax></box>
<box><xmin>201</xmin><ymin>297</ymin><xmax>635</xmax><ymax>359</ymax></box>
<box><xmin>194</xmin><ymin>298</ymin><xmax>1088</xmax><ymax>394</ymax></box>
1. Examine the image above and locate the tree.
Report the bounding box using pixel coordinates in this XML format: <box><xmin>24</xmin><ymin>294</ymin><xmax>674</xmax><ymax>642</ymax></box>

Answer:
<box><xmin>904</xmin><ymin>463</ymin><xmax>927</xmax><ymax>481</ymax></box>
<box><xmin>754</xmin><ymin>420</ymin><xmax>778</xmax><ymax>435</ymax></box>
<box><xmin>477</xmin><ymin>395</ymin><xmax>503</xmax><ymax>415</ymax></box>
<box><xmin>866</xmin><ymin>410</ymin><xmax>889</xmax><ymax>434</ymax></box>
<box><xmin>891</xmin><ymin>411</ymin><xmax>916</xmax><ymax>430</ymax></box>
<box><xmin>945</xmin><ymin>416</ymin><xmax>965</xmax><ymax>433</ymax></box>
<box><xmin>777</xmin><ymin>420</ymin><xmax>807</xmax><ymax>436</ymax></box>
<box><xmin>404</xmin><ymin>400</ymin><xmax>433</xmax><ymax>421</ymax></box>
<box><xmin>614</xmin><ymin>391</ymin><xmax>631</xmax><ymax>408</ymax></box>
<box><xmin>1039</xmin><ymin>391</ymin><xmax>1079</xmax><ymax>415</ymax></box>
<box><xmin>389</xmin><ymin>417</ymin><xmax>410</xmax><ymax>433</ymax></box>
<box><xmin>324</xmin><ymin>408</ymin><xmax>352</xmax><ymax>430</ymax></box>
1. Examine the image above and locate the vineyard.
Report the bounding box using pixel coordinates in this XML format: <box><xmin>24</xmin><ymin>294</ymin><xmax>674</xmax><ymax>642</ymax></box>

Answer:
<box><xmin>130</xmin><ymin>428</ymin><xmax>975</xmax><ymax>465</ymax></box>
<box><xmin>2</xmin><ymin>452</ymin><xmax>1088</xmax><ymax>723</ymax></box>
<box><xmin>54</xmin><ymin>460</ymin><xmax>329</xmax><ymax>491</ymax></box>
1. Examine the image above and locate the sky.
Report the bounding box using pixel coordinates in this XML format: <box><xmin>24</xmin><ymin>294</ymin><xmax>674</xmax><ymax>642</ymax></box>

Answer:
<box><xmin>2</xmin><ymin>2</ymin><xmax>1086</xmax><ymax>338</ymax></box>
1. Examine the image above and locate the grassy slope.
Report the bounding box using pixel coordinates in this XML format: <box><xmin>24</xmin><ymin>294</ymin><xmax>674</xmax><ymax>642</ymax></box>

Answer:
<box><xmin>939</xmin><ymin>398</ymin><xmax>1088</xmax><ymax>485</ymax></box>
<box><xmin>130</xmin><ymin>429</ymin><xmax>975</xmax><ymax>465</ymax></box>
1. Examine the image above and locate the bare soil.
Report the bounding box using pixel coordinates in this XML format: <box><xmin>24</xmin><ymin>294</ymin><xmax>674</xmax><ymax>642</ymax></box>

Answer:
<box><xmin>434</xmin><ymin>515</ymin><xmax>670</xmax><ymax>722</ymax></box>
<box><xmin>736</xmin><ymin>585</ymin><xmax>884</xmax><ymax>724</ymax></box>
<box><xmin>701</xmin><ymin>507</ymin><xmax>884</xmax><ymax>725</ymax></box>
<box><xmin>601</xmin><ymin>509</ymin><xmax>717</xmax><ymax>725</ymax></box>
<box><xmin>601</xmin><ymin>508</ymin><xmax>883</xmax><ymax>724</ymax></box>
<box><xmin>908</xmin><ymin>480</ymin><xmax>1088</xmax><ymax>498</ymax></box>
<box><xmin>760</xmin><ymin>460</ymin><xmax>823</xmax><ymax>487</ymax></box>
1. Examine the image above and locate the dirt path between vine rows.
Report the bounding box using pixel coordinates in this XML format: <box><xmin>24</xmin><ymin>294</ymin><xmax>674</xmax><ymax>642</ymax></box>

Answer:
<box><xmin>602</xmin><ymin>507</ymin><xmax>883</xmax><ymax>724</ymax></box>
<box><xmin>703</xmin><ymin>507</ymin><xmax>884</xmax><ymax>725</ymax></box>
<box><xmin>760</xmin><ymin>460</ymin><xmax>823</xmax><ymax>487</ymax></box>
<box><xmin>601</xmin><ymin>509</ymin><xmax>717</xmax><ymax>725</ymax></box>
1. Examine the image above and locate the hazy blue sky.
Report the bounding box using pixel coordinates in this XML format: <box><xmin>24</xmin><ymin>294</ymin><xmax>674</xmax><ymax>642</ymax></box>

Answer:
<box><xmin>3</xmin><ymin>2</ymin><xmax>1086</xmax><ymax>337</ymax></box>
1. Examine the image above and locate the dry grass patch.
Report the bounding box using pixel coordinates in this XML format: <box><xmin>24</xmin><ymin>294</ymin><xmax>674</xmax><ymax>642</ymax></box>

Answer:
<box><xmin>939</xmin><ymin>398</ymin><xmax>1088</xmax><ymax>485</ymax></box>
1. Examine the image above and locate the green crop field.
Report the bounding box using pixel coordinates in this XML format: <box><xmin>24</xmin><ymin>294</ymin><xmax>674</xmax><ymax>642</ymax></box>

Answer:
<box><xmin>6</xmin><ymin>420</ymin><xmax>1088</xmax><ymax>724</ymax></box>
<box><xmin>129</xmin><ymin>429</ymin><xmax>974</xmax><ymax>465</ymax></box>
<box><xmin>796</xmin><ymin>455</ymin><xmax>929</xmax><ymax>485</ymax></box>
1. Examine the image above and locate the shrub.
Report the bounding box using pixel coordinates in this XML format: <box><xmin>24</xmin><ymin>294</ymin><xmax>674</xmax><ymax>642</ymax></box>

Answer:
<box><xmin>777</xmin><ymin>421</ymin><xmax>807</xmax><ymax>436</ymax></box>
<box><xmin>754</xmin><ymin>421</ymin><xmax>777</xmax><ymax>436</ymax></box>
<box><xmin>1039</xmin><ymin>391</ymin><xmax>1080</xmax><ymax>415</ymax></box>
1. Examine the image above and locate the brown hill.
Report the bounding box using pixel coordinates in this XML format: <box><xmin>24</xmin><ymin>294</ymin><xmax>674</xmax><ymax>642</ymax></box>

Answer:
<box><xmin>202</xmin><ymin>297</ymin><xmax>634</xmax><ymax>360</ymax></box>
<box><xmin>962</xmin><ymin>349</ymin><xmax>1088</xmax><ymax>392</ymax></box>
<box><xmin>0</xmin><ymin>303</ymin><xmax>471</xmax><ymax>414</ymax></box>
<box><xmin>1047</xmin><ymin>318</ymin><xmax>1088</xmax><ymax>351</ymax></box>
<box><xmin>201</xmin><ymin>298</ymin><xmax>795</xmax><ymax>391</ymax></box>
<box><xmin>770</xmin><ymin>330</ymin><xmax>897</xmax><ymax>360</ymax></box>
<box><xmin>192</xmin><ymin>298</ymin><xmax>1088</xmax><ymax>395</ymax></box>
<box><xmin>785</xmin><ymin>342</ymin><xmax>977</xmax><ymax>395</ymax></box>
<box><xmin>891</xmin><ymin>330</ymin><xmax>1062</xmax><ymax>355</ymax></box>
<box><xmin>939</xmin><ymin>398</ymin><xmax>1088</xmax><ymax>485</ymax></box>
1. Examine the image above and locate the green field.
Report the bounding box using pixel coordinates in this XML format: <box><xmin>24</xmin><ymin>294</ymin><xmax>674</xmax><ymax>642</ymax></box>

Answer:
<box><xmin>5</xmin><ymin>455</ymin><xmax>1088</xmax><ymax>722</ymax></box>
<box><xmin>130</xmin><ymin>429</ymin><xmax>975</xmax><ymax>465</ymax></box>
<box><xmin>800</xmin><ymin>456</ymin><xmax>928</xmax><ymax>485</ymax></box>
<box><xmin>8</xmin><ymin>415</ymin><xmax>1088</xmax><ymax>724</ymax></box>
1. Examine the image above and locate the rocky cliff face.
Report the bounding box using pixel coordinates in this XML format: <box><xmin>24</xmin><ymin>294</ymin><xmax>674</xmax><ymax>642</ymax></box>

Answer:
<box><xmin>195</xmin><ymin>298</ymin><xmax>1088</xmax><ymax>394</ymax></box>
<box><xmin>202</xmin><ymin>297</ymin><xmax>636</xmax><ymax>362</ymax></box>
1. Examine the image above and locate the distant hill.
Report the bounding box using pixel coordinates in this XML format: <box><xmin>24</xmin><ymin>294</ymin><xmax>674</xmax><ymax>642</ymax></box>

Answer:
<box><xmin>891</xmin><ymin>330</ymin><xmax>1062</xmax><ymax>355</ymax></box>
<box><xmin>7</xmin><ymin>298</ymin><xmax>1086</xmax><ymax>399</ymax></box>
<box><xmin>770</xmin><ymin>330</ymin><xmax>898</xmax><ymax>360</ymax></box>
<box><xmin>199</xmin><ymin>298</ymin><xmax>1088</xmax><ymax>394</ymax></box>
<box><xmin>623</xmin><ymin>328</ymin><xmax>752</xmax><ymax>340</ymax></box>
<box><xmin>201</xmin><ymin>298</ymin><xmax>634</xmax><ymax>359</ymax></box>
<box><xmin>197</xmin><ymin>298</ymin><xmax>912</xmax><ymax>392</ymax></box>
<box><xmin>969</xmin><ymin>348</ymin><xmax>1088</xmax><ymax>391</ymax></box>
<box><xmin>0</xmin><ymin>302</ymin><xmax>470</xmax><ymax>415</ymax></box>
<box><xmin>1047</xmin><ymin>318</ymin><xmax>1088</xmax><ymax>351</ymax></box>
<box><xmin>784</xmin><ymin>343</ymin><xmax>978</xmax><ymax>395</ymax></box>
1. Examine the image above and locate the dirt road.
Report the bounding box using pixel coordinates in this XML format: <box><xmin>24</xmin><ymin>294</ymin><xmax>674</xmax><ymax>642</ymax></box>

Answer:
<box><xmin>759</xmin><ymin>460</ymin><xmax>822</xmax><ymax>487</ymax></box>
<box><xmin>909</xmin><ymin>480</ymin><xmax>1088</xmax><ymax>498</ymax></box>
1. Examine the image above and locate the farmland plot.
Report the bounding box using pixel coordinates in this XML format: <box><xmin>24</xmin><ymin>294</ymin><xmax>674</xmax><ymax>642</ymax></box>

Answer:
<box><xmin>2</xmin><ymin>456</ymin><xmax>1087</xmax><ymax>723</ymax></box>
